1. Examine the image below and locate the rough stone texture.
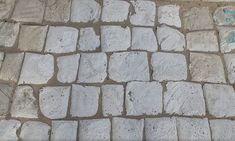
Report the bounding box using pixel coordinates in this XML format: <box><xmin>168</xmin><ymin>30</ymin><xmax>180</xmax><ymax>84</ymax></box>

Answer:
<box><xmin>45</xmin><ymin>26</ymin><xmax>78</xmax><ymax>53</ymax></box>
<box><xmin>224</xmin><ymin>54</ymin><xmax>235</xmax><ymax>84</ymax></box>
<box><xmin>0</xmin><ymin>84</ymin><xmax>13</xmax><ymax>117</ymax></box>
<box><xmin>164</xmin><ymin>82</ymin><xmax>206</xmax><ymax>116</ymax></box>
<box><xmin>109</xmin><ymin>52</ymin><xmax>150</xmax><ymax>82</ymax></box>
<box><xmin>0</xmin><ymin>52</ymin><xmax>4</xmax><ymax>68</ymax></box>
<box><xmin>102</xmin><ymin>85</ymin><xmax>124</xmax><ymax>116</ymax></box>
<box><xmin>0</xmin><ymin>22</ymin><xmax>20</xmax><ymax>47</ymax></box>
<box><xmin>18</xmin><ymin>53</ymin><xmax>54</xmax><ymax>84</ymax></box>
<box><xmin>77</xmin><ymin>53</ymin><xmax>107</xmax><ymax>83</ymax></box>
<box><xmin>39</xmin><ymin>86</ymin><xmax>70</xmax><ymax>119</ymax></box>
<box><xmin>0</xmin><ymin>120</ymin><xmax>21</xmax><ymax>141</ymax></box>
<box><xmin>218</xmin><ymin>27</ymin><xmax>235</xmax><ymax>53</ymax></box>
<box><xmin>214</xmin><ymin>6</ymin><xmax>235</xmax><ymax>26</ymax></box>
<box><xmin>79</xmin><ymin>119</ymin><xmax>111</xmax><ymax>141</ymax></box>
<box><xmin>79</xmin><ymin>27</ymin><xmax>100</xmax><ymax>51</ymax></box>
<box><xmin>190</xmin><ymin>53</ymin><xmax>226</xmax><ymax>83</ymax></box>
<box><xmin>131</xmin><ymin>27</ymin><xmax>158</xmax><ymax>52</ymax></box>
<box><xmin>126</xmin><ymin>81</ymin><xmax>162</xmax><ymax>116</ymax></box>
<box><xmin>0</xmin><ymin>0</ymin><xmax>15</xmax><ymax>19</ymax></box>
<box><xmin>71</xmin><ymin>85</ymin><xmax>100</xmax><ymax>117</ymax></box>
<box><xmin>151</xmin><ymin>52</ymin><xmax>187</xmax><ymax>81</ymax></box>
<box><xmin>112</xmin><ymin>117</ymin><xmax>144</xmax><ymax>141</ymax></box>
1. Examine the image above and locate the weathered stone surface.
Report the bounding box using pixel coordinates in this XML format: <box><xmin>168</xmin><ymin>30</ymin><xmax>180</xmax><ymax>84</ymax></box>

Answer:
<box><xmin>0</xmin><ymin>22</ymin><xmax>20</xmax><ymax>47</ymax></box>
<box><xmin>79</xmin><ymin>119</ymin><xmax>111</xmax><ymax>141</ymax></box>
<box><xmin>0</xmin><ymin>120</ymin><xmax>21</xmax><ymax>141</ymax></box>
<box><xmin>0</xmin><ymin>84</ymin><xmax>13</xmax><ymax>117</ymax></box>
<box><xmin>79</xmin><ymin>27</ymin><xmax>100</xmax><ymax>51</ymax></box>
<box><xmin>131</xmin><ymin>27</ymin><xmax>158</xmax><ymax>52</ymax></box>
<box><xmin>11</xmin><ymin>86</ymin><xmax>38</xmax><ymax>118</ymax></box>
<box><xmin>109</xmin><ymin>52</ymin><xmax>150</xmax><ymax>82</ymax></box>
<box><xmin>112</xmin><ymin>117</ymin><xmax>144</xmax><ymax>141</ymax></box>
<box><xmin>102</xmin><ymin>85</ymin><xmax>124</xmax><ymax>116</ymax></box>
<box><xmin>18</xmin><ymin>53</ymin><xmax>54</xmax><ymax>84</ymax></box>
<box><xmin>164</xmin><ymin>82</ymin><xmax>205</xmax><ymax>116</ymax></box>
<box><xmin>0</xmin><ymin>0</ymin><xmax>15</xmax><ymax>19</ymax></box>
<box><xmin>77</xmin><ymin>53</ymin><xmax>107</xmax><ymax>83</ymax></box>
<box><xmin>214</xmin><ymin>6</ymin><xmax>235</xmax><ymax>26</ymax></box>
<box><xmin>224</xmin><ymin>54</ymin><xmax>235</xmax><ymax>84</ymax></box>
<box><xmin>57</xmin><ymin>54</ymin><xmax>80</xmax><ymax>83</ymax></box>
<box><xmin>71</xmin><ymin>85</ymin><xmax>100</xmax><ymax>117</ymax></box>
<box><xmin>45</xmin><ymin>26</ymin><xmax>78</xmax><ymax>53</ymax></box>
<box><xmin>101</xmin><ymin>26</ymin><xmax>131</xmax><ymax>52</ymax></box>
<box><xmin>218</xmin><ymin>27</ymin><xmax>235</xmax><ymax>53</ymax></box>
<box><xmin>126</xmin><ymin>81</ymin><xmax>162</xmax><ymax>116</ymax></box>
<box><xmin>0</xmin><ymin>52</ymin><xmax>3</xmax><ymax>68</ymax></box>
<box><xmin>190</xmin><ymin>53</ymin><xmax>226</xmax><ymax>83</ymax></box>
<box><xmin>39</xmin><ymin>86</ymin><xmax>70</xmax><ymax>119</ymax></box>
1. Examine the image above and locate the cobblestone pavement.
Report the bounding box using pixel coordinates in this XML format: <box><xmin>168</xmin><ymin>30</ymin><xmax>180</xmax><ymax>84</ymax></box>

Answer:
<box><xmin>1</xmin><ymin>0</ymin><xmax>235</xmax><ymax>140</ymax></box>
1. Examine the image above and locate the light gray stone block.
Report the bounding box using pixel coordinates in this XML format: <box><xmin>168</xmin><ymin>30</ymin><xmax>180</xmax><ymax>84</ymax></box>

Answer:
<box><xmin>158</xmin><ymin>5</ymin><xmax>181</xmax><ymax>27</ymax></box>
<box><xmin>0</xmin><ymin>120</ymin><xmax>21</xmax><ymax>141</ymax></box>
<box><xmin>0</xmin><ymin>22</ymin><xmax>20</xmax><ymax>47</ymax></box>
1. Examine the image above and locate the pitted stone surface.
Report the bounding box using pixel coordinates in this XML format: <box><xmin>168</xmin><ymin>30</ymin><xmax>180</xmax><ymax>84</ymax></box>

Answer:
<box><xmin>0</xmin><ymin>120</ymin><xmax>20</xmax><ymax>141</ymax></box>
<box><xmin>0</xmin><ymin>22</ymin><xmax>20</xmax><ymax>47</ymax></box>
<box><xmin>79</xmin><ymin>27</ymin><xmax>100</xmax><ymax>51</ymax></box>
<box><xmin>214</xmin><ymin>6</ymin><xmax>235</xmax><ymax>26</ymax></box>
<box><xmin>0</xmin><ymin>84</ymin><xmax>13</xmax><ymax>117</ymax></box>
<box><xmin>224</xmin><ymin>54</ymin><xmax>235</xmax><ymax>84</ymax></box>
<box><xmin>218</xmin><ymin>27</ymin><xmax>235</xmax><ymax>53</ymax></box>
<box><xmin>0</xmin><ymin>0</ymin><xmax>15</xmax><ymax>19</ymax></box>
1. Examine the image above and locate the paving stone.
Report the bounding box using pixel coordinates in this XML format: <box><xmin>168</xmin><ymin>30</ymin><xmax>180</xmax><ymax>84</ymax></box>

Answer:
<box><xmin>79</xmin><ymin>119</ymin><xmax>111</xmax><ymax>141</ymax></box>
<box><xmin>102</xmin><ymin>0</ymin><xmax>130</xmax><ymax>22</ymax></box>
<box><xmin>151</xmin><ymin>52</ymin><xmax>187</xmax><ymax>81</ymax></box>
<box><xmin>18</xmin><ymin>25</ymin><xmax>48</xmax><ymax>52</ymax></box>
<box><xmin>190</xmin><ymin>53</ymin><xmax>226</xmax><ymax>83</ymax></box>
<box><xmin>0</xmin><ymin>0</ymin><xmax>15</xmax><ymax>19</ymax></box>
<box><xmin>102</xmin><ymin>85</ymin><xmax>124</xmax><ymax>116</ymax></box>
<box><xmin>183</xmin><ymin>7</ymin><xmax>213</xmax><ymax>30</ymax></box>
<box><xmin>0</xmin><ymin>53</ymin><xmax>24</xmax><ymax>82</ymax></box>
<box><xmin>70</xmin><ymin>85</ymin><xmax>100</xmax><ymax>117</ymax></box>
<box><xmin>131</xmin><ymin>27</ymin><xmax>158</xmax><ymax>52</ymax></box>
<box><xmin>45</xmin><ymin>26</ymin><xmax>78</xmax><ymax>53</ymax></box>
<box><xmin>157</xmin><ymin>25</ymin><xmax>185</xmax><ymax>51</ymax></box>
<box><xmin>44</xmin><ymin>0</ymin><xmax>71</xmax><ymax>22</ymax></box>
<box><xmin>11</xmin><ymin>86</ymin><xmax>38</xmax><ymax>118</ymax></box>
<box><xmin>214</xmin><ymin>6</ymin><xmax>235</xmax><ymax>26</ymax></box>
<box><xmin>203</xmin><ymin>84</ymin><xmax>235</xmax><ymax>117</ymax></box>
<box><xmin>218</xmin><ymin>27</ymin><xmax>235</xmax><ymax>53</ymax></box>
<box><xmin>57</xmin><ymin>54</ymin><xmax>80</xmax><ymax>83</ymax></box>
<box><xmin>11</xmin><ymin>0</ymin><xmax>46</xmax><ymax>23</ymax></box>
<box><xmin>145</xmin><ymin>118</ymin><xmax>177</xmax><ymax>141</ymax></box>
<box><xmin>112</xmin><ymin>117</ymin><xmax>144</xmax><ymax>141</ymax></box>
<box><xmin>101</xmin><ymin>26</ymin><xmax>131</xmax><ymax>52</ymax></box>
<box><xmin>77</xmin><ymin>53</ymin><xmax>107</xmax><ymax>83</ymax></box>
<box><xmin>20</xmin><ymin>121</ymin><xmax>50</xmax><ymax>141</ymax></box>
<box><xmin>186</xmin><ymin>31</ymin><xmax>219</xmax><ymax>52</ymax></box>
<box><xmin>0</xmin><ymin>84</ymin><xmax>13</xmax><ymax>117</ymax></box>
<box><xmin>18</xmin><ymin>53</ymin><xmax>54</xmax><ymax>84</ymax></box>
<box><xmin>224</xmin><ymin>54</ymin><xmax>235</xmax><ymax>84</ymax></box>
<box><xmin>0</xmin><ymin>120</ymin><xmax>21</xmax><ymax>141</ymax></box>
<box><xmin>79</xmin><ymin>27</ymin><xmax>100</xmax><ymax>51</ymax></box>
<box><xmin>164</xmin><ymin>81</ymin><xmax>205</xmax><ymax>116</ymax></box>
<box><xmin>0</xmin><ymin>52</ymin><xmax>4</xmax><ymax>68</ymax></box>
<box><xmin>71</xmin><ymin>0</ymin><xmax>101</xmax><ymax>23</ymax></box>
<box><xmin>51</xmin><ymin>120</ymin><xmax>78</xmax><ymax>141</ymax></box>
<box><xmin>109</xmin><ymin>52</ymin><xmax>149</xmax><ymax>82</ymax></box>
<box><xmin>158</xmin><ymin>5</ymin><xmax>181</xmax><ymax>28</ymax></box>
<box><xmin>39</xmin><ymin>86</ymin><xmax>70</xmax><ymax>119</ymax></box>
<box><xmin>0</xmin><ymin>22</ymin><xmax>20</xmax><ymax>47</ymax></box>
<box><xmin>130</xmin><ymin>0</ymin><xmax>156</xmax><ymax>26</ymax></box>
<box><xmin>126</xmin><ymin>81</ymin><xmax>162</xmax><ymax>116</ymax></box>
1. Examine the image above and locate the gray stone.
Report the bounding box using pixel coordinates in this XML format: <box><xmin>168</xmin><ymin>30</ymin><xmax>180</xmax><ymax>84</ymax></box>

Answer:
<box><xmin>0</xmin><ymin>52</ymin><xmax>3</xmax><ymax>68</ymax></box>
<box><xmin>218</xmin><ymin>27</ymin><xmax>235</xmax><ymax>53</ymax></box>
<box><xmin>0</xmin><ymin>84</ymin><xmax>13</xmax><ymax>117</ymax></box>
<box><xmin>224</xmin><ymin>54</ymin><xmax>235</xmax><ymax>84</ymax></box>
<box><xmin>0</xmin><ymin>22</ymin><xmax>20</xmax><ymax>47</ymax></box>
<box><xmin>158</xmin><ymin>5</ymin><xmax>181</xmax><ymax>27</ymax></box>
<box><xmin>0</xmin><ymin>0</ymin><xmax>15</xmax><ymax>19</ymax></box>
<box><xmin>214</xmin><ymin>6</ymin><xmax>235</xmax><ymax>26</ymax></box>
<box><xmin>0</xmin><ymin>120</ymin><xmax>21</xmax><ymax>141</ymax></box>
<box><xmin>79</xmin><ymin>27</ymin><xmax>100</xmax><ymax>51</ymax></box>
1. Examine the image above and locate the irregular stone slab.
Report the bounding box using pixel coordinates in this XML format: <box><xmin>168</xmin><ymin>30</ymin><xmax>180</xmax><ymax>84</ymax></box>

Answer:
<box><xmin>0</xmin><ymin>120</ymin><xmax>21</xmax><ymax>141</ymax></box>
<box><xmin>51</xmin><ymin>120</ymin><xmax>78</xmax><ymax>141</ymax></box>
<box><xmin>0</xmin><ymin>84</ymin><xmax>13</xmax><ymax>117</ymax></box>
<box><xmin>79</xmin><ymin>119</ymin><xmax>111</xmax><ymax>141</ymax></box>
<box><xmin>126</xmin><ymin>81</ymin><xmax>162</xmax><ymax>116</ymax></box>
<box><xmin>79</xmin><ymin>27</ymin><xmax>100</xmax><ymax>51</ymax></box>
<box><xmin>11</xmin><ymin>86</ymin><xmax>38</xmax><ymax>118</ymax></box>
<box><xmin>57</xmin><ymin>54</ymin><xmax>80</xmax><ymax>83</ymax></box>
<box><xmin>131</xmin><ymin>27</ymin><xmax>158</xmax><ymax>52</ymax></box>
<box><xmin>18</xmin><ymin>25</ymin><xmax>48</xmax><ymax>52</ymax></box>
<box><xmin>158</xmin><ymin>5</ymin><xmax>181</xmax><ymax>28</ymax></box>
<box><xmin>18</xmin><ymin>53</ymin><xmax>54</xmax><ymax>84</ymax></box>
<box><xmin>164</xmin><ymin>81</ymin><xmax>205</xmax><ymax>116</ymax></box>
<box><xmin>45</xmin><ymin>26</ymin><xmax>78</xmax><ymax>53</ymax></box>
<box><xmin>214</xmin><ymin>6</ymin><xmax>235</xmax><ymax>26</ymax></box>
<box><xmin>20</xmin><ymin>121</ymin><xmax>50</xmax><ymax>141</ymax></box>
<box><xmin>0</xmin><ymin>22</ymin><xmax>20</xmax><ymax>47</ymax></box>
<box><xmin>145</xmin><ymin>118</ymin><xmax>177</xmax><ymax>141</ymax></box>
<box><xmin>130</xmin><ymin>0</ymin><xmax>156</xmax><ymax>26</ymax></box>
<box><xmin>186</xmin><ymin>31</ymin><xmax>219</xmax><ymax>52</ymax></box>
<box><xmin>102</xmin><ymin>85</ymin><xmax>124</xmax><ymax>116</ymax></box>
<box><xmin>0</xmin><ymin>53</ymin><xmax>24</xmax><ymax>82</ymax></box>
<box><xmin>151</xmin><ymin>52</ymin><xmax>187</xmax><ymax>81</ymax></box>
<box><xmin>157</xmin><ymin>25</ymin><xmax>185</xmax><ymax>51</ymax></box>
<box><xmin>112</xmin><ymin>117</ymin><xmax>144</xmax><ymax>141</ymax></box>
<box><xmin>0</xmin><ymin>0</ymin><xmax>15</xmax><ymax>19</ymax></box>
<box><xmin>71</xmin><ymin>85</ymin><xmax>100</xmax><ymax>117</ymax></box>
<box><xmin>218</xmin><ymin>27</ymin><xmax>235</xmax><ymax>53</ymax></box>
<box><xmin>224</xmin><ymin>54</ymin><xmax>235</xmax><ymax>83</ymax></box>
<box><xmin>44</xmin><ymin>0</ymin><xmax>71</xmax><ymax>22</ymax></box>
<box><xmin>203</xmin><ymin>84</ymin><xmax>235</xmax><ymax>117</ymax></box>
<box><xmin>0</xmin><ymin>52</ymin><xmax>4</xmax><ymax>68</ymax></box>
<box><xmin>71</xmin><ymin>0</ymin><xmax>101</xmax><ymax>23</ymax></box>
<box><xmin>102</xmin><ymin>0</ymin><xmax>130</xmax><ymax>22</ymax></box>
<box><xmin>101</xmin><ymin>26</ymin><xmax>131</xmax><ymax>52</ymax></box>
<box><xmin>190</xmin><ymin>53</ymin><xmax>226</xmax><ymax>83</ymax></box>
<box><xmin>109</xmin><ymin>52</ymin><xmax>150</xmax><ymax>82</ymax></box>
<box><xmin>11</xmin><ymin>0</ymin><xmax>46</xmax><ymax>23</ymax></box>
<box><xmin>39</xmin><ymin>86</ymin><xmax>70</xmax><ymax>119</ymax></box>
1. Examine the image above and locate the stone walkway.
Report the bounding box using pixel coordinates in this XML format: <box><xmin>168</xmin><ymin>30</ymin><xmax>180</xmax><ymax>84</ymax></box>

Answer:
<box><xmin>0</xmin><ymin>0</ymin><xmax>235</xmax><ymax>140</ymax></box>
